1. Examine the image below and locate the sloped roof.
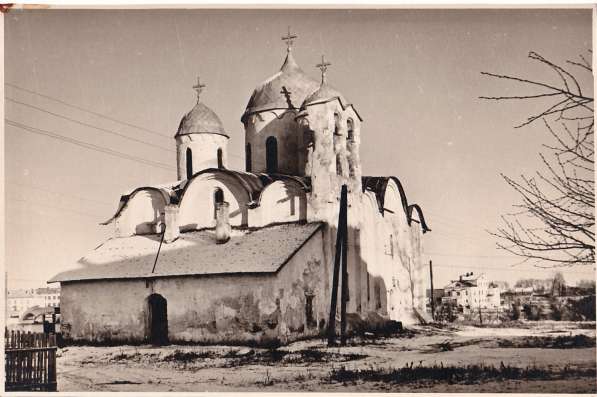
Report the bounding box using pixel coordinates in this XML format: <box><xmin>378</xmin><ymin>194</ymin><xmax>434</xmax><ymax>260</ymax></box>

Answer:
<box><xmin>49</xmin><ymin>222</ymin><xmax>324</xmax><ymax>283</ymax></box>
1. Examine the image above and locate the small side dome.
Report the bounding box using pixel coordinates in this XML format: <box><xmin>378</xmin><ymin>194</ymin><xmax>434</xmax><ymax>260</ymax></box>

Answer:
<box><xmin>176</xmin><ymin>77</ymin><xmax>227</xmax><ymax>137</ymax></box>
<box><xmin>176</xmin><ymin>102</ymin><xmax>226</xmax><ymax>137</ymax></box>
<box><xmin>302</xmin><ymin>82</ymin><xmax>348</xmax><ymax>109</ymax></box>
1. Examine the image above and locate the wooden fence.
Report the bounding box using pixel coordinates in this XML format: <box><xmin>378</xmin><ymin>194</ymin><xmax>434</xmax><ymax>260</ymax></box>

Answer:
<box><xmin>5</xmin><ymin>329</ymin><xmax>57</xmax><ymax>391</ymax></box>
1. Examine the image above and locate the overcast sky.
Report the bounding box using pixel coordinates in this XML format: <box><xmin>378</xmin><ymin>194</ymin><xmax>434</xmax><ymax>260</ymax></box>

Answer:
<box><xmin>4</xmin><ymin>8</ymin><xmax>594</xmax><ymax>290</ymax></box>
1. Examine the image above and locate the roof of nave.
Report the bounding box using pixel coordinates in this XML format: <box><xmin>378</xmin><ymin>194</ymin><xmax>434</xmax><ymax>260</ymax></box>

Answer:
<box><xmin>241</xmin><ymin>51</ymin><xmax>320</xmax><ymax>123</ymax></box>
<box><xmin>362</xmin><ymin>176</ymin><xmax>431</xmax><ymax>233</ymax></box>
<box><xmin>102</xmin><ymin>170</ymin><xmax>311</xmax><ymax>225</ymax></box>
<box><xmin>48</xmin><ymin>222</ymin><xmax>324</xmax><ymax>283</ymax></box>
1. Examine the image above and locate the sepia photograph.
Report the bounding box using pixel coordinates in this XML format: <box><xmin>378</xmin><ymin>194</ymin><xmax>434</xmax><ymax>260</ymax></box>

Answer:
<box><xmin>2</xmin><ymin>6</ymin><xmax>596</xmax><ymax>393</ymax></box>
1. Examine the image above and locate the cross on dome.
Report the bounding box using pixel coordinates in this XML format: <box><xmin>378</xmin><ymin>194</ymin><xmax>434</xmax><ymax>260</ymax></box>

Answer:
<box><xmin>193</xmin><ymin>76</ymin><xmax>206</xmax><ymax>103</ymax></box>
<box><xmin>281</xmin><ymin>26</ymin><xmax>297</xmax><ymax>53</ymax></box>
<box><xmin>316</xmin><ymin>55</ymin><xmax>331</xmax><ymax>84</ymax></box>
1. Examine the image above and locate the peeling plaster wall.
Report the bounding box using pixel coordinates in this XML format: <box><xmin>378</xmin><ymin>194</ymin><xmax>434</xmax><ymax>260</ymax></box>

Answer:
<box><xmin>59</xmin><ymin>228</ymin><xmax>327</xmax><ymax>345</ymax></box>
<box><xmin>60</xmin><ymin>279</ymin><xmax>148</xmax><ymax>343</ymax></box>
<box><xmin>176</xmin><ymin>134</ymin><xmax>229</xmax><ymax>180</ymax></box>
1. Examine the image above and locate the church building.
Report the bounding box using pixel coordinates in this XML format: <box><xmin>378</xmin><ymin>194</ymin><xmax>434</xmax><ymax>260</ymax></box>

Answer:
<box><xmin>49</xmin><ymin>31</ymin><xmax>431</xmax><ymax>346</ymax></box>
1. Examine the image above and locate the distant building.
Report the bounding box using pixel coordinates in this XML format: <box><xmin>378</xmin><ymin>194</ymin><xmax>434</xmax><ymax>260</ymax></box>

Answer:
<box><xmin>6</xmin><ymin>288</ymin><xmax>60</xmax><ymax>318</ymax></box>
<box><xmin>442</xmin><ymin>273</ymin><xmax>500</xmax><ymax>313</ymax></box>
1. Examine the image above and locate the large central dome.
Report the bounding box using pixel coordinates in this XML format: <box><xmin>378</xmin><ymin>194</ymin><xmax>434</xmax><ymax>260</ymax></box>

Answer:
<box><xmin>241</xmin><ymin>51</ymin><xmax>319</xmax><ymax>123</ymax></box>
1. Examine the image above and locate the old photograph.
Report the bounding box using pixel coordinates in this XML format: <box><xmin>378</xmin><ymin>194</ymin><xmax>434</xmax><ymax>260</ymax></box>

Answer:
<box><xmin>3</xmin><ymin>7</ymin><xmax>595</xmax><ymax>393</ymax></box>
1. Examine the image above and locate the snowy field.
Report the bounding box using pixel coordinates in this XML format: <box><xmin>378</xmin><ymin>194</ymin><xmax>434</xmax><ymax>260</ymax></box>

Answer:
<box><xmin>56</xmin><ymin>321</ymin><xmax>596</xmax><ymax>392</ymax></box>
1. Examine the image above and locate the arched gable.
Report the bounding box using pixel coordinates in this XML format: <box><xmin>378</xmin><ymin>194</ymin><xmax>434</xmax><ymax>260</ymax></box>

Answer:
<box><xmin>407</xmin><ymin>204</ymin><xmax>431</xmax><ymax>233</ymax></box>
<box><xmin>255</xmin><ymin>179</ymin><xmax>307</xmax><ymax>226</ymax></box>
<box><xmin>177</xmin><ymin>169</ymin><xmax>263</xmax><ymax>230</ymax></box>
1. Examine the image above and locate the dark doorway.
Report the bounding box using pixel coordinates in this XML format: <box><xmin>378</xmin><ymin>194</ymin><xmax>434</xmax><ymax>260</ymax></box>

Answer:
<box><xmin>266</xmin><ymin>136</ymin><xmax>278</xmax><ymax>174</ymax></box>
<box><xmin>186</xmin><ymin>148</ymin><xmax>193</xmax><ymax>179</ymax></box>
<box><xmin>148</xmin><ymin>293</ymin><xmax>168</xmax><ymax>345</ymax></box>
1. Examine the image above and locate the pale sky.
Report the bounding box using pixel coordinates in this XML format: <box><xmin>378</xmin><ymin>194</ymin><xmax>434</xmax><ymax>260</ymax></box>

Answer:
<box><xmin>4</xmin><ymin>8</ymin><xmax>595</xmax><ymax>290</ymax></box>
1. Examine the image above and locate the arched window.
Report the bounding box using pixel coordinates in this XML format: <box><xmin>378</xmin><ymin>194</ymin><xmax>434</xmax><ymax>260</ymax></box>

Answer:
<box><xmin>334</xmin><ymin>112</ymin><xmax>340</xmax><ymax>135</ymax></box>
<box><xmin>186</xmin><ymin>148</ymin><xmax>193</xmax><ymax>180</ymax></box>
<box><xmin>266</xmin><ymin>136</ymin><xmax>278</xmax><ymax>174</ymax></box>
<box><xmin>245</xmin><ymin>143</ymin><xmax>252</xmax><ymax>172</ymax></box>
<box><xmin>347</xmin><ymin>118</ymin><xmax>354</xmax><ymax>143</ymax></box>
<box><xmin>217</xmin><ymin>148</ymin><xmax>223</xmax><ymax>169</ymax></box>
<box><xmin>213</xmin><ymin>187</ymin><xmax>224</xmax><ymax>219</ymax></box>
<box><xmin>336</xmin><ymin>154</ymin><xmax>343</xmax><ymax>176</ymax></box>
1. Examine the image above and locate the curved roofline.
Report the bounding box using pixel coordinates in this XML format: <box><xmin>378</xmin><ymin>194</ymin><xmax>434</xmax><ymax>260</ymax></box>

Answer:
<box><xmin>178</xmin><ymin>168</ymin><xmax>264</xmax><ymax>205</ymax></box>
<box><xmin>241</xmin><ymin>108</ymin><xmax>298</xmax><ymax>124</ymax></box>
<box><xmin>299</xmin><ymin>96</ymin><xmax>363</xmax><ymax>122</ymax></box>
<box><xmin>253</xmin><ymin>176</ymin><xmax>310</xmax><ymax>207</ymax></box>
<box><xmin>361</xmin><ymin>176</ymin><xmax>430</xmax><ymax>233</ymax></box>
<box><xmin>407</xmin><ymin>204</ymin><xmax>431</xmax><ymax>234</ymax></box>
<box><xmin>175</xmin><ymin>131</ymin><xmax>230</xmax><ymax>139</ymax></box>
<box><xmin>101</xmin><ymin>186</ymin><xmax>173</xmax><ymax>225</ymax></box>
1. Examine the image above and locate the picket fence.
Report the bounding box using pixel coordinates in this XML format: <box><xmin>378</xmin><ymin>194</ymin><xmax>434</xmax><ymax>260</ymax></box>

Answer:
<box><xmin>4</xmin><ymin>329</ymin><xmax>57</xmax><ymax>391</ymax></box>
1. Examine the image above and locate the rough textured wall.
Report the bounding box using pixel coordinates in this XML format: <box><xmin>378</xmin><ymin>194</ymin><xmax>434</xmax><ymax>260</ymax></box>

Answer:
<box><xmin>176</xmin><ymin>133</ymin><xmax>229</xmax><ymax>180</ymax></box>
<box><xmin>244</xmin><ymin>111</ymin><xmax>301</xmax><ymax>175</ymax></box>
<box><xmin>60</xmin><ymin>279</ymin><xmax>148</xmax><ymax>343</ymax></box>
<box><xmin>298</xmin><ymin>100</ymin><xmax>362</xmax><ymax>225</ymax></box>
<box><xmin>59</xmin><ymin>227</ymin><xmax>327</xmax><ymax>345</ymax></box>
<box><xmin>115</xmin><ymin>190</ymin><xmax>167</xmax><ymax>237</ymax></box>
<box><xmin>177</xmin><ymin>172</ymin><xmax>250</xmax><ymax>230</ymax></box>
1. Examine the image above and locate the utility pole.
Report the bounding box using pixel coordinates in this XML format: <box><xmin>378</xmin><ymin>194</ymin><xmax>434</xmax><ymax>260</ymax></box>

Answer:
<box><xmin>429</xmin><ymin>260</ymin><xmax>435</xmax><ymax>321</ymax></box>
<box><xmin>339</xmin><ymin>185</ymin><xmax>348</xmax><ymax>346</ymax></box>
<box><xmin>327</xmin><ymin>185</ymin><xmax>348</xmax><ymax>346</ymax></box>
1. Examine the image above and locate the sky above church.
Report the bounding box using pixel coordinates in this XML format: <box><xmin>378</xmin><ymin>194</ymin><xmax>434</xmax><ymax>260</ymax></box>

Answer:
<box><xmin>4</xmin><ymin>8</ymin><xmax>594</xmax><ymax>290</ymax></box>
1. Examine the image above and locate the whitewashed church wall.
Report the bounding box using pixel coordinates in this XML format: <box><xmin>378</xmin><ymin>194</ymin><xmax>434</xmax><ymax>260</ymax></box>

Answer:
<box><xmin>244</xmin><ymin>111</ymin><xmax>301</xmax><ymax>175</ymax></box>
<box><xmin>114</xmin><ymin>190</ymin><xmax>167</xmax><ymax>237</ymax></box>
<box><xmin>58</xmin><ymin>228</ymin><xmax>327</xmax><ymax>345</ymax></box>
<box><xmin>252</xmin><ymin>180</ymin><xmax>307</xmax><ymax>227</ymax></box>
<box><xmin>178</xmin><ymin>174</ymin><xmax>250</xmax><ymax>230</ymax></box>
<box><xmin>175</xmin><ymin>133</ymin><xmax>228</xmax><ymax>180</ymax></box>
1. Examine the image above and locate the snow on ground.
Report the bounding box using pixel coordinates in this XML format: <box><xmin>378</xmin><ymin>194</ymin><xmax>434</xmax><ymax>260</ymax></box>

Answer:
<box><xmin>55</xmin><ymin>321</ymin><xmax>596</xmax><ymax>392</ymax></box>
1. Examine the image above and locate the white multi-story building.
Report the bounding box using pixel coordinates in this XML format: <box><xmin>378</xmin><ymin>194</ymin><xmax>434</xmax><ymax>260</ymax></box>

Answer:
<box><xmin>6</xmin><ymin>288</ymin><xmax>60</xmax><ymax>319</ymax></box>
<box><xmin>442</xmin><ymin>273</ymin><xmax>501</xmax><ymax>313</ymax></box>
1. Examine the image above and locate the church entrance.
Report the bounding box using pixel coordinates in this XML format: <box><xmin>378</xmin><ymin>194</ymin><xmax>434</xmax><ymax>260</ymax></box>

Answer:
<box><xmin>147</xmin><ymin>293</ymin><xmax>168</xmax><ymax>345</ymax></box>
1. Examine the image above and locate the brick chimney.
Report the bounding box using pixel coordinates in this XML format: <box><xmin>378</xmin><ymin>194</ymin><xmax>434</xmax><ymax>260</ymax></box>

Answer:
<box><xmin>163</xmin><ymin>204</ymin><xmax>179</xmax><ymax>243</ymax></box>
<box><xmin>215</xmin><ymin>201</ymin><xmax>231</xmax><ymax>244</ymax></box>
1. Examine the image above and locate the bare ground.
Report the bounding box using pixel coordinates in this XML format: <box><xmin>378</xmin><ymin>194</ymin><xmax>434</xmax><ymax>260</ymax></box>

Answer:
<box><xmin>56</xmin><ymin>321</ymin><xmax>596</xmax><ymax>392</ymax></box>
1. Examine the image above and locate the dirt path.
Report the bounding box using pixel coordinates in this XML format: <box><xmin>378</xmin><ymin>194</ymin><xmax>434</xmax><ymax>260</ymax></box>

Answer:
<box><xmin>56</xmin><ymin>322</ymin><xmax>597</xmax><ymax>392</ymax></box>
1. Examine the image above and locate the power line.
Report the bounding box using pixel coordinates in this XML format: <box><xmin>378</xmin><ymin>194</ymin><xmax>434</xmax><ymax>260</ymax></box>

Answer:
<box><xmin>6</xmin><ymin>119</ymin><xmax>175</xmax><ymax>171</ymax></box>
<box><xmin>8</xmin><ymin>197</ymin><xmax>106</xmax><ymax>219</ymax></box>
<box><xmin>6</xmin><ymin>82</ymin><xmax>172</xmax><ymax>141</ymax></box>
<box><xmin>7</xmin><ymin>181</ymin><xmax>115</xmax><ymax>207</ymax></box>
<box><xmin>6</xmin><ymin>97</ymin><xmax>175</xmax><ymax>153</ymax></box>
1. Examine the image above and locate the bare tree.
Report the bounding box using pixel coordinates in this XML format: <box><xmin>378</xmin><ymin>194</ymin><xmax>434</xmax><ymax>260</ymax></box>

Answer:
<box><xmin>481</xmin><ymin>51</ymin><xmax>594</xmax><ymax>267</ymax></box>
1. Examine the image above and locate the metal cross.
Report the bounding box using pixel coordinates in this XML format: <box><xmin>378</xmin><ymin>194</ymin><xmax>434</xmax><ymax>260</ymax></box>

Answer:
<box><xmin>280</xmin><ymin>86</ymin><xmax>293</xmax><ymax>109</ymax></box>
<box><xmin>193</xmin><ymin>76</ymin><xmax>206</xmax><ymax>103</ymax></box>
<box><xmin>316</xmin><ymin>55</ymin><xmax>331</xmax><ymax>83</ymax></box>
<box><xmin>281</xmin><ymin>26</ymin><xmax>297</xmax><ymax>52</ymax></box>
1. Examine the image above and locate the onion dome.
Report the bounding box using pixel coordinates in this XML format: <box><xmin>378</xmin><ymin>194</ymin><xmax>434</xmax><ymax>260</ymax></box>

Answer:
<box><xmin>176</xmin><ymin>77</ymin><xmax>227</xmax><ymax>137</ymax></box>
<box><xmin>241</xmin><ymin>49</ymin><xmax>319</xmax><ymax>123</ymax></box>
<box><xmin>299</xmin><ymin>55</ymin><xmax>362</xmax><ymax>121</ymax></box>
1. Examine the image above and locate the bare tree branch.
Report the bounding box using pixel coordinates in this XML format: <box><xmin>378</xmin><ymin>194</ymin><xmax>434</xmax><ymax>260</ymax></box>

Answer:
<box><xmin>481</xmin><ymin>51</ymin><xmax>594</xmax><ymax>267</ymax></box>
